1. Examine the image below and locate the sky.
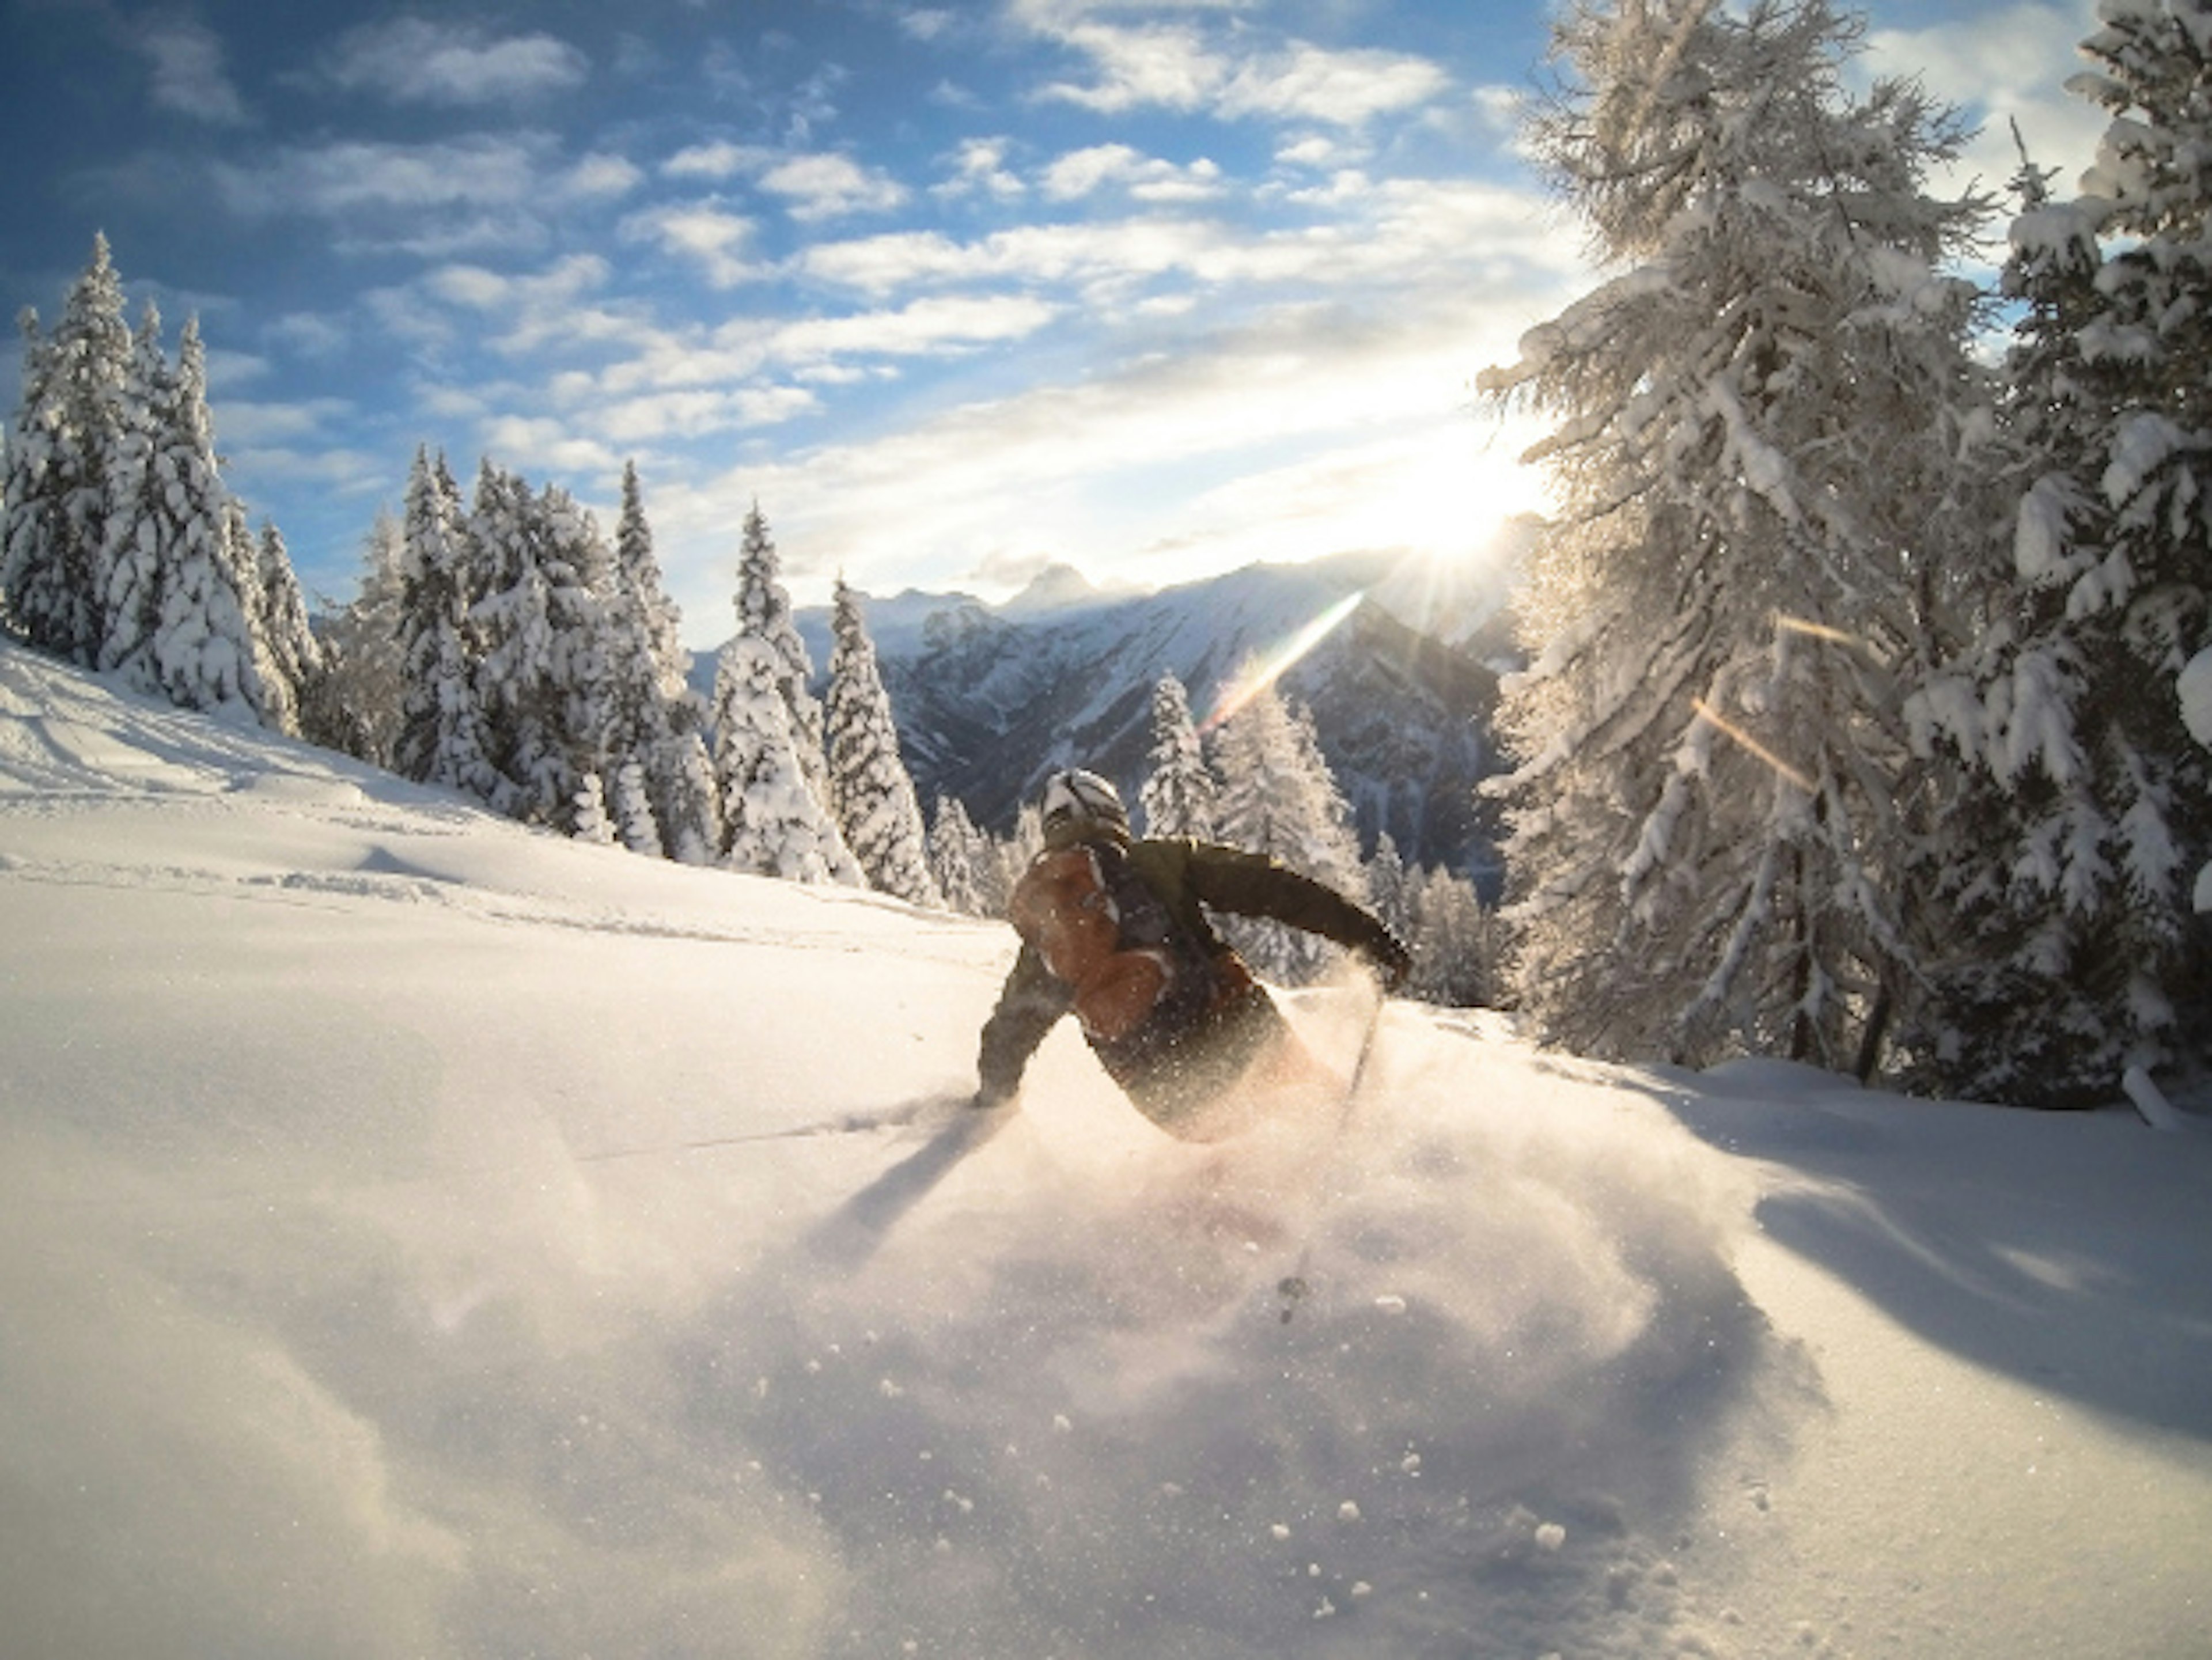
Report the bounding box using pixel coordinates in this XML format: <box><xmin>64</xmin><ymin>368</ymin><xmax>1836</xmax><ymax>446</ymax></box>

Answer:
<box><xmin>1</xmin><ymin>0</ymin><xmax>2112</xmax><ymax>643</ymax></box>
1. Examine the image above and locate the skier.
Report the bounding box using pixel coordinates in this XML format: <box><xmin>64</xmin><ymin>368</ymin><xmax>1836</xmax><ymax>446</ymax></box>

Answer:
<box><xmin>973</xmin><ymin>769</ymin><xmax>1411</xmax><ymax>1138</ymax></box>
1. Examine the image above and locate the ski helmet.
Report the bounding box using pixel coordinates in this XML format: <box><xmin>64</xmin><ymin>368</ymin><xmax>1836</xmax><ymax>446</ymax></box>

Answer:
<box><xmin>1038</xmin><ymin>768</ymin><xmax>1129</xmax><ymax>845</ymax></box>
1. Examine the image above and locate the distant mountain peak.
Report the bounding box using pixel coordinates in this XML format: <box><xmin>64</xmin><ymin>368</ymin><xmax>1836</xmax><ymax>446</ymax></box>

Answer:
<box><xmin>998</xmin><ymin>561</ymin><xmax>1118</xmax><ymax>619</ymax></box>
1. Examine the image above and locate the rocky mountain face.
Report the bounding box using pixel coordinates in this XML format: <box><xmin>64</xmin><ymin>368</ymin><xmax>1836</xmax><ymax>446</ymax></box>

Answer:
<box><xmin>700</xmin><ymin>539</ymin><xmax>1529</xmax><ymax>886</ymax></box>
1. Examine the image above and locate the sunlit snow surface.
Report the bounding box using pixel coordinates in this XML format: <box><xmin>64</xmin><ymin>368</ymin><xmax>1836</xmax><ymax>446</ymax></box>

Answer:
<box><xmin>2</xmin><ymin>639</ymin><xmax>2209</xmax><ymax>1659</ymax></box>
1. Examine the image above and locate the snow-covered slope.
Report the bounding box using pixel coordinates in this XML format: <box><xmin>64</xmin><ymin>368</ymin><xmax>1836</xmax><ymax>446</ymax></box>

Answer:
<box><xmin>3</xmin><ymin>639</ymin><xmax>2209</xmax><ymax>1659</ymax></box>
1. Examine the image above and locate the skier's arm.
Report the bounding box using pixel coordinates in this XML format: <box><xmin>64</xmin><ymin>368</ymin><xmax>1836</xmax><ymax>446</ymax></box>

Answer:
<box><xmin>975</xmin><ymin>943</ymin><xmax>1073</xmax><ymax>1107</ymax></box>
<box><xmin>1183</xmin><ymin>842</ymin><xmax>1412</xmax><ymax>986</ymax></box>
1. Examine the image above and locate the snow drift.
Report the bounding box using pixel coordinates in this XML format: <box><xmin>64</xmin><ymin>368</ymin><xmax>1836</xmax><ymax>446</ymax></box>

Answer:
<box><xmin>1</xmin><ymin>639</ymin><xmax>2207</xmax><ymax>1659</ymax></box>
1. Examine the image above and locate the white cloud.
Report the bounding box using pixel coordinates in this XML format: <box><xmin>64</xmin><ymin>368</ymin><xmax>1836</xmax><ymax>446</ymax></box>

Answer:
<box><xmin>477</xmin><ymin>416</ymin><xmax>622</xmax><ymax>478</ymax></box>
<box><xmin>1034</xmin><ymin>20</ymin><xmax>1223</xmax><ymax>113</ymax></box>
<box><xmin>1275</xmin><ymin>134</ymin><xmax>1346</xmax><ymax>169</ymax></box>
<box><xmin>1219</xmin><ymin>41</ymin><xmax>1448</xmax><ymax>126</ymax></box>
<box><xmin>801</xmin><ymin>176</ymin><xmax>1569</xmax><ymax>301</ymax></box>
<box><xmin>1865</xmin><ymin>3</ymin><xmax>2105</xmax><ymax>194</ymax></box>
<box><xmin>265</xmin><ymin>313</ymin><xmax>349</xmax><ymax>362</ymax></box>
<box><xmin>1042</xmin><ymin>144</ymin><xmax>1224</xmax><ymax>202</ymax></box>
<box><xmin>596</xmin><ymin>386</ymin><xmax>820</xmax><ymax>444</ymax></box>
<box><xmin>224</xmin><ymin>443</ymin><xmax>388</xmax><ymax>497</ymax></box>
<box><xmin>215</xmin><ymin>398</ymin><xmax>358</xmax><ymax>447</ymax></box>
<box><xmin>567</xmin><ymin>154</ymin><xmax>645</xmax><ymax>200</ymax></box>
<box><xmin>659</xmin><ymin>145</ymin><xmax>908</xmax><ymax>219</ymax></box>
<box><xmin>214</xmin><ymin>136</ymin><xmax>547</xmax><ymax>217</ymax></box>
<box><xmin>800</xmin><ymin>219</ymin><xmax>1205</xmax><ymax>295</ymax></box>
<box><xmin>665</xmin><ymin>142</ymin><xmax>767</xmax><ymax>182</ymax></box>
<box><xmin>323</xmin><ymin>18</ymin><xmax>589</xmax><ymax>106</ymax></box>
<box><xmin>759</xmin><ymin>153</ymin><xmax>910</xmax><ymax>221</ymax></box>
<box><xmin>936</xmin><ymin>138</ymin><xmax>1027</xmax><ymax>202</ymax></box>
<box><xmin>621</xmin><ymin>202</ymin><xmax>767</xmax><ymax>289</ymax></box>
<box><xmin>667</xmin><ymin>276</ymin><xmax>1563</xmax><ymax>602</ymax></box>
<box><xmin>1469</xmin><ymin>84</ymin><xmax>1524</xmax><ymax>134</ymax></box>
<box><xmin>131</xmin><ymin>17</ymin><xmax>249</xmax><ymax>126</ymax></box>
<box><xmin>207</xmin><ymin>134</ymin><xmax>636</xmax><ymax>260</ymax></box>
<box><xmin>769</xmin><ymin>294</ymin><xmax>1063</xmax><ymax>362</ymax></box>
<box><xmin>1024</xmin><ymin>12</ymin><xmax>1445</xmax><ymax>128</ymax></box>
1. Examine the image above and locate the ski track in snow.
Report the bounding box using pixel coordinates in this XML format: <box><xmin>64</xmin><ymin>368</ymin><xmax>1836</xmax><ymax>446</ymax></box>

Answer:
<box><xmin>5</xmin><ymin>640</ymin><xmax>2211</xmax><ymax>1660</ymax></box>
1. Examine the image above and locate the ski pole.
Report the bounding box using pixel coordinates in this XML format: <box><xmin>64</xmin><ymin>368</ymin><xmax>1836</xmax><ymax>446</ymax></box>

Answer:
<box><xmin>1276</xmin><ymin>985</ymin><xmax>1387</xmax><ymax>1322</ymax></box>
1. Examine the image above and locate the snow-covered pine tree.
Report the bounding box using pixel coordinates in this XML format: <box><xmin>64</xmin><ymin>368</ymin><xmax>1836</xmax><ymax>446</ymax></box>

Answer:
<box><xmin>927</xmin><ymin>793</ymin><xmax>996</xmax><ymax>916</ymax></box>
<box><xmin>311</xmin><ymin>509</ymin><xmax>407</xmax><ymax>765</ymax></box>
<box><xmin>93</xmin><ymin>300</ymin><xmax>175</xmax><ymax>693</ymax></box>
<box><xmin>1365</xmin><ymin>831</ymin><xmax>1415</xmax><ymax>950</ymax></box>
<box><xmin>1908</xmin><ymin>8</ymin><xmax>2212</xmax><ymax>1102</ymax></box>
<box><xmin>253</xmin><ymin>520</ymin><xmax>322</xmax><ymax>737</ymax></box>
<box><xmin>610</xmin><ymin>462</ymin><xmax>721</xmax><ymax>862</ymax></box>
<box><xmin>712</xmin><ymin>632</ymin><xmax>855</xmax><ymax>882</ymax></box>
<box><xmin>593</xmin><ymin>464</ymin><xmax>669</xmax><ymax>857</ymax></box>
<box><xmin>394</xmin><ymin>448</ymin><xmax>498</xmax><ymax>799</ymax></box>
<box><xmin>1478</xmin><ymin>0</ymin><xmax>2005</xmax><ymax>1077</ymax></box>
<box><xmin>1410</xmin><ymin>864</ymin><xmax>1496</xmax><ymax>1009</ymax></box>
<box><xmin>572</xmin><ymin>771</ymin><xmax>616</xmax><ymax>846</ymax></box>
<box><xmin>732</xmin><ymin>500</ymin><xmax>832</xmax><ymax>811</ymax></box>
<box><xmin>1211</xmin><ymin>672</ymin><xmax>1367</xmax><ymax>983</ymax></box>
<box><xmin>2</xmin><ymin>235</ymin><xmax>131</xmax><ymax>665</ymax></box>
<box><xmin>111</xmin><ymin>315</ymin><xmax>281</xmax><ymax>723</ymax></box>
<box><xmin>825</xmin><ymin>577</ymin><xmax>941</xmax><ymax>906</ymax></box>
<box><xmin>1138</xmin><ymin>672</ymin><xmax>1217</xmax><ymax>838</ymax></box>
<box><xmin>468</xmin><ymin>467</ymin><xmax>613</xmax><ymax>830</ymax></box>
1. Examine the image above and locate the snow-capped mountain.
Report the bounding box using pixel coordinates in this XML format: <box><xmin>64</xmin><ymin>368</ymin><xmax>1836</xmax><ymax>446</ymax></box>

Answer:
<box><xmin>759</xmin><ymin>545</ymin><xmax>1525</xmax><ymax>884</ymax></box>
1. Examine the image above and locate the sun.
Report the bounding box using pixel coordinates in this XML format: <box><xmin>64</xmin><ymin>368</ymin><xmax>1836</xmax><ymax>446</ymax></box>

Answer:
<box><xmin>1371</xmin><ymin>422</ymin><xmax>1549</xmax><ymax>572</ymax></box>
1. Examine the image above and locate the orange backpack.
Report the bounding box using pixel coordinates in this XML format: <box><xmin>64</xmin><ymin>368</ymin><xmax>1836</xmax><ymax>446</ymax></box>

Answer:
<box><xmin>1008</xmin><ymin>840</ymin><xmax>1228</xmax><ymax>1047</ymax></box>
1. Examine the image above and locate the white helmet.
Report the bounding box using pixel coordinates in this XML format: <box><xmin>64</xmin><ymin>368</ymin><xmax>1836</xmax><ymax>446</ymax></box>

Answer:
<box><xmin>1038</xmin><ymin>768</ymin><xmax>1128</xmax><ymax>843</ymax></box>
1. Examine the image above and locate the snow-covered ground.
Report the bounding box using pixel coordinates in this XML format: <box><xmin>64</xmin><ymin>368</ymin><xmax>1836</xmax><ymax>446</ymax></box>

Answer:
<box><xmin>2</xmin><ymin>636</ymin><xmax>2208</xmax><ymax>1660</ymax></box>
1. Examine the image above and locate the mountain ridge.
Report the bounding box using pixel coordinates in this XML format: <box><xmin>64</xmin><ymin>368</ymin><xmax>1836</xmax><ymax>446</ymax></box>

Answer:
<box><xmin>696</xmin><ymin>539</ymin><xmax>1531</xmax><ymax>884</ymax></box>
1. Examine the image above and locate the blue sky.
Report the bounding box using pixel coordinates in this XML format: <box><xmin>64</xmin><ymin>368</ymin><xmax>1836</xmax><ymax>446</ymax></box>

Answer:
<box><xmin>2</xmin><ymin>0</ymin><xmax>2108</xmax><ymax>643</ymax></box>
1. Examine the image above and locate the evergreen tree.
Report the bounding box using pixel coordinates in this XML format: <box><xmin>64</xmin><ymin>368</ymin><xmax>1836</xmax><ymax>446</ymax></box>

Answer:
<box><xmin>1138</xmin><ymin>672</ymin><xmax>1218</xmax><ymax>838</ymax></box>
<box><xmin>1908</xmin><ymin>10</ymin><xmax>2212</xmax><ymax>1101</ymax></box>
<box><xmin>596</xmin><ymin>461</ymin><xmax>671</xmax><ymax>855</ymax></box>
<box><xmin>468</xmin><ymin>467</ymin><xmax>612</xmax><ymax>829</ymax></box>
<box><xmin>1211</xmin><ymin>672</ymin><xmax>1366</xmax><ymax>982</ymax></box>
<box><xmin>603</xmin><ymin>461</ymin><xmax>720</xmax><ymax>861</ymax></box>
<box><xmin>394</xmin><ymin>448</ymin><xmax>497</xmax><ymax>798</ymax></box>
<box><xmin>572</xmin><ymin>771</ymin><xmax>616</xmax><ymax>846</ymax></box>
<box><xmin>927</xmin><ymin>793</ymin><xmax>995</xmax><ymax>916</ymax></box>
<box><xmin>110</xmin><ymin>315</ymin><xmax>279</xmax><ymax>722</ymax></box>
<box><xmin>1478</xmin><ymin>0</ymin><xmax>2004</xmax><ymax>1077</ymax></box>
<box><xmin>1409</xmin><ymin>865</ymin><xmax>1496</xmax><ymax>1009</ymax></box>
<box><xmin>712</xmin><ymin>632</ymin><xmax>854</xmax><ymax>882</ymax></box>
<box><xmin>659</xmin><ymin>731</ymin><xmax>725</xmax><ymax>866</ymax></box>
<box><xmin>733</xmin><ymin>500</ymin><xmax>832</xmax><ymax>809</ymax></box>
<box><xmin>825</xmin><ymin>577</ymin><xmax>941</xmax><ymax>905</ymax></box>
<box><xmin>313</xmin><ymin>509</ymin><xmax>407</xmax><ymax>765</ymax></box>
<box><xmin>2</xmin><ymin>235</ymin><xmax>130</xmax><ymax>664</ymax></box>
<box><xmin>1365</xmin><ymin>831</ymin><xmax>1415</xmax><ymax>948</ymax></box>
<box><xmin>254</xmin><ymin>519</ymin><xmax>322</xmax><ymax>737</ymax></box>
<box><xmin>94</xmin><ymin>301</ymin><xmax>176</xmax><ymax>693</ymax></box>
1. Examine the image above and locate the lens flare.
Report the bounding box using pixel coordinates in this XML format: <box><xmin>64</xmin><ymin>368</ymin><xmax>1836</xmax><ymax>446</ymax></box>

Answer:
<box><xmin>1774</xmin><ymin>613</ymin><xmax>1868</xmax><ymax>651</ymax></box>
<box><xmin>1691</xmin><ymin>696</ymin><xmax>1814</xmax><ymax>794</ymax></box>
<box><xmin>1198</xmin><ymin>590</ymin><xmax>1363</xmax><ymax>736</ymax></box>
